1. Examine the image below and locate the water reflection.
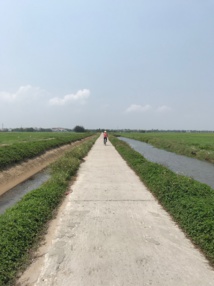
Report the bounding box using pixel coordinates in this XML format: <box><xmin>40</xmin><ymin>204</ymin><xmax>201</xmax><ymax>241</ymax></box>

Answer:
<box><xmin>120</xmin><ymin>137</ymin><xmax>214</xmax><ymax>189</ymax></box>
<box><xmin>0</xmin><ymin>171</ymin><xmax>50</xmax><ymax>214</ymax></box>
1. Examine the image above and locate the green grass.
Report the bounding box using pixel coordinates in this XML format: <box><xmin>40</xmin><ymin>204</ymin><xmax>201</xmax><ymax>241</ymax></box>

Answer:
<box><xmin>0</xmin><ymin>132</ymin><xmax>92</xmax><ymax>145</ymax></box>
<box><xmin>0</xmin><ymin>135</ymin><xmax>98</xmax><ymax>285</ymax></box>
<box><xmin>0</xmin><ymin>132</ymin><xmax>59</xmax><ymax>145</ymax></box>
<box><xmin>0</xmin><ymin>132</ymin><xmax>93</xmax><ymax>170</ymax></box>
<box><xmin>117</xmin><ymin>132</ymin><xmax>214</xmax><ymax>163</ymax></box>
<box><xmin>110</xmin><ymin>135</ymin><xmax>214</xmax><ymax>267</ymax></box>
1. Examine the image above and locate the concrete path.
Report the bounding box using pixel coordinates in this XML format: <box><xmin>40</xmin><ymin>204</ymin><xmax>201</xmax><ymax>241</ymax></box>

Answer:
<box><xmin>34</xmin><ymin>136</ymin><xmax>214</xmax><ymax>285</ymax></box>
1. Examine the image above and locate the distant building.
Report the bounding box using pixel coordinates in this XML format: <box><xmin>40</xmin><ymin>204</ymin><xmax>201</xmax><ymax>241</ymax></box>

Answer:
<box><xmin>51</xmin><ymin>127</ymin><xmax>68</xmax><ymax>132</ymax></box>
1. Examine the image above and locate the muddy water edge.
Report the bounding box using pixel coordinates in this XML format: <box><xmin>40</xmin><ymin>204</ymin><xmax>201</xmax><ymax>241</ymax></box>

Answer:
<box><xmin>0</xmin><ymin>170</ymin><xmax>50</xmax><ymax>214</ymax></box>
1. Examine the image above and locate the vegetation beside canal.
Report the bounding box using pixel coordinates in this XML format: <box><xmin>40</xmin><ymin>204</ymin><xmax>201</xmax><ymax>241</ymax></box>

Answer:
<box><xmin>117</xmin><ymin>132</ymin><xmax>214</xmax><ymax>164</ymax></box>
<box><xmin>111</xmin><ymin>135</ymin><xmax>214</xmax><ymax>267</ymax></box>
<box><xmin>0</xmin><ymin>135</ymin><xmax>97</xmax><ymax>286</ymax></box>
<box><xmin>0</xmin><ymin>132</ymin><xmax>92</xmax><ymax>170</ymax></box>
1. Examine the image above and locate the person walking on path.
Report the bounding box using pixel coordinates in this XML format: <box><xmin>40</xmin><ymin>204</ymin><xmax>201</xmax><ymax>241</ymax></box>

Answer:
<box><xmin>18</xmin><ymin>134</ymin><xmax>214</xmax><ymax>286</ymax></box>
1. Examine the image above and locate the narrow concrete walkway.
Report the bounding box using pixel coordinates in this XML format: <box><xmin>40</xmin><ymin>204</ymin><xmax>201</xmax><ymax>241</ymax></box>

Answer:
<box><xmin>34</xmin><ymin>136</ymin><xmax>214</xmax><ymax>285</ymax></box>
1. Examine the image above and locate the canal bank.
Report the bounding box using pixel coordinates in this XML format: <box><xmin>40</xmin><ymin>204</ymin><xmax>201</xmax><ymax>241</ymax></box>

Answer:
<box><xmin>120</xmin><ymin>137</ymin><xmax>214</xmax><ymax>189</ymax></box>
<box><xmin>0</xmin><ymin>137</ymin><xmax>93</xmax><ymax>196</ymax></box>
<box><xmin>0</xmin><ymin>170</ymin><xmax>50</xmax><ymax>215</ymax></box>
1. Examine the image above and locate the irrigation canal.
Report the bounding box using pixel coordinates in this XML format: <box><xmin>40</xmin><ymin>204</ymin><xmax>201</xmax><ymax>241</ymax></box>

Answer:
<box><xmin>1</xmin><ymin>137</ymin><xmax>214</xmax><ymax>214</ymax></box>
<box><xmin>0</xmin><ymin>170</ymin><xmax>50</xmax><ymax>214</ymax></box>
<box><xmin>120</xmin><ymin>137</ymin><xmax>214</xmax><ymax>190</ymax></box>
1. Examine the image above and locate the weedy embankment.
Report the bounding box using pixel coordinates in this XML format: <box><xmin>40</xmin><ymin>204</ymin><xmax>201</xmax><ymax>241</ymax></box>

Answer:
<box><xmin>111</xmin><ymin>135</ymin><xmax>214</xmax><ymax>267</ymax></box>
<box><xmin>0</xmin><ymin>135</ymin><xmax>98</xmax><ymax>286</ymax></box>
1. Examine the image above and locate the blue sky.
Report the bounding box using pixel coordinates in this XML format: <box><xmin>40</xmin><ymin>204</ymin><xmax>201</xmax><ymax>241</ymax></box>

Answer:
<box><xmin>0</xmin><ymin>0</ymin><xmax>213</xmax><ymax>130</ymax></box>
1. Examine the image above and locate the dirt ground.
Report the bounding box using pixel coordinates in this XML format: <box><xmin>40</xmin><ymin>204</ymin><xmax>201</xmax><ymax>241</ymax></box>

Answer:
<box><xmin>0</xmin><ymin>138</ymin><xmax>89</xmax><ymax>196</ymax></box>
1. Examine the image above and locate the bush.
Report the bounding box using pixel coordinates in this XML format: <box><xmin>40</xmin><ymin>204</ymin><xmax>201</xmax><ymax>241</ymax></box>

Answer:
<box><xmin>73</xmin><ymin>125</ymin><xmax>85</xmax><ymax>132</ymax></box>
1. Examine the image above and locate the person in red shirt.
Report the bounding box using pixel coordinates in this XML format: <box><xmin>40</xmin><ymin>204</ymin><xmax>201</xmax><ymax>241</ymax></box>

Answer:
<box><xmin>103</xmin><ymin>130</ymin><xmax>108</xmax><ymax>145</ymax></box>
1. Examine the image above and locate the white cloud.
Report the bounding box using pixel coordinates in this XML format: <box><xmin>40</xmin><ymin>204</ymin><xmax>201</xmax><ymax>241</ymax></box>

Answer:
<box><xmin>157</xmin><ymin>105</ymin><xmax>172</xmax><ymax>113</ymax></box>
<box><xmin>125</xmin><ymin>104</ymin><xmax>152</xmax><ymax>113</ymax></box>
<box><xmin>49</xmin><ymin>89</ymin><xmax>90</xmax><ymax>106</ymax></box>
<box><xmin>125</xmin><ymin>104</ymin><xmax>172</xmax><ymax>114</ymax></box>
<box><xmin>0</xmin><ymin>85</ymin><xmax>47</xmax><ymax>103</ymax></box>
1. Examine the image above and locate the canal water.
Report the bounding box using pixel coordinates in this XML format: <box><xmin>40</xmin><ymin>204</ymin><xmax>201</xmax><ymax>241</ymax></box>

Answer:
<box><xmin>120</xmin><ymin>137</ymin><xmax>214</xmax><ymax>190</ymax></box>
<box><xmin>0</xmin><ymin>170</ymin><xmax>50</xmax><ymax>214</ymax></box>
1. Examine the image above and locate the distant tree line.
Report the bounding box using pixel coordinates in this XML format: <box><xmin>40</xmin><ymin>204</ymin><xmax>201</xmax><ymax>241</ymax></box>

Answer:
<box><xmin>90</xmin><ymin>129</ymin><xmax>214</xmax><ymax>133</ymax></box>
<box><xmin>1</xmin><ymin>127</ymin><xmax>214</xmax><ymax>133</ymax></box>
<box><xmin>11</xmin><ymin>128</ymin><xmax>53</xmax><ymax>132</ymax></box>
<box><xmin>0</xmin><ymin>128</ymin><xmax>54</xmax><ymax>132</ymax></box>
<box><xmin>0</xmin><ymin>126</ymin><xmax>87</xmax><ymax>132</ymax></box>
<box><xmin>73</xmin><ymin>125</ymin><xmax>85</xmax><ymax>132</ymax></box>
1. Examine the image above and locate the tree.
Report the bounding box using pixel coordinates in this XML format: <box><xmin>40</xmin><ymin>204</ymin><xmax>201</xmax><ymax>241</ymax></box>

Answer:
<box><xmin>73</xmin><ymin>125</ymin><xmax>85</xmax><ymax>132</ymax></box>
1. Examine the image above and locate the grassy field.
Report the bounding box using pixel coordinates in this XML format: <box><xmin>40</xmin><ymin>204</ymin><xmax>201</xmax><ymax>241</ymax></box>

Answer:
<box><xmin>0</xmin><ymin>132</ymin><xmax>88</xmax><ymax>145</ymax></box>
<box><xmin>117</xmin><ymin>132</ymin><xmax>214</xmax><ymax>164</ymax></box>
<box><xmin>0</xmin><ymin>132</ymin><xmax>93</xmax><ymax>170</ymax></box>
